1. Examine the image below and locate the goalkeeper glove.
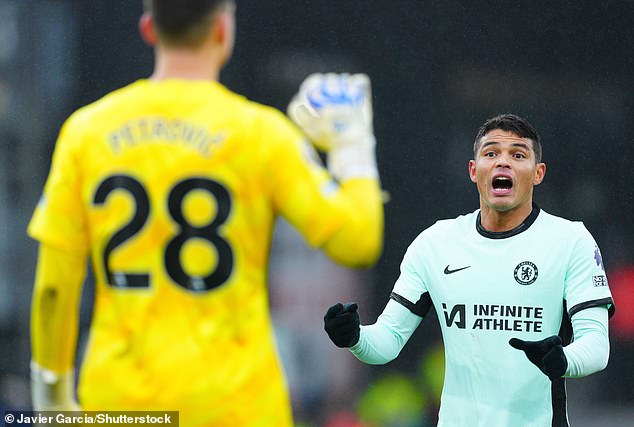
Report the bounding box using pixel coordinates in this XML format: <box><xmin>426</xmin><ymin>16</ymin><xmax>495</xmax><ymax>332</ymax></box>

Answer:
<box><xmin>288</xmin><ymin>73</ymin><xmax>377</xmax><ymax>181</ymax></box>
<box><xmin>31</xmin><ymin>361</ymin><xmax>81</xmax><ymax>411</ymax></box>
<box><xmin>324</xmin><ymin>302</ymin><xmax>360</xmax><ymax>348</ymax></box>
<box><xmin>509</xmin><ymin>336</ymin><xmax>568</xmax><ymax>380</ymax></box>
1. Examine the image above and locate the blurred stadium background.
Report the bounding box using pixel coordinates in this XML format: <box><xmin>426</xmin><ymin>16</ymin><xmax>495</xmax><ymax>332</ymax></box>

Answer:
<box><xmin>0</xmin><ymin>1</ymin><xmax>632</xmax><ymax>426</ymax></box>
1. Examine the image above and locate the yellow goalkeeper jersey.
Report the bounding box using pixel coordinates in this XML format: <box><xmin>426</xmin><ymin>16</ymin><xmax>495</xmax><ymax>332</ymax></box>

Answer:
<box><xmin>28</xmin><ymin>79</ymin><xmax>382</xmax><ymax>426</ymax></box>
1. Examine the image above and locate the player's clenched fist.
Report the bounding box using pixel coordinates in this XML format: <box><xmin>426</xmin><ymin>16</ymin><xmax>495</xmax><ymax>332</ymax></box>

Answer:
<box><xmin>288</xmin><ymin>73</ymin><xmax>373</xmax><ymax>151</ymax></box>
<box><xmin>324</xmin><ymin>302</ymin><xmax>361</xmax><ymax>348</ymax></box>
<box><xmin>288</xmin><ymin>73</ymin><xmax>377</xmax><ymax>181</ymax></box>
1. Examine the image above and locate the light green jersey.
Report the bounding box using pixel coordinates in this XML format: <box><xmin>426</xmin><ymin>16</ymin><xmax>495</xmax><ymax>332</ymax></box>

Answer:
<box><xmin>392</xmin><ymin>206</ymin><xmax>614</xmax><ymax>427</ymax></box>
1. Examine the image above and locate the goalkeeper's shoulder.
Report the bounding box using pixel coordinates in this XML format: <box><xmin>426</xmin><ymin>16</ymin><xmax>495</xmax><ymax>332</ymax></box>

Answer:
<box><xmin>232</xmin><ymin>101</ymin><xmax>318</xmax><ymax>174</ymax></box>
<box><xmin>242</xmin><ymin>99</ymin><xmax>305</xmax><ymax>142</ymax></box>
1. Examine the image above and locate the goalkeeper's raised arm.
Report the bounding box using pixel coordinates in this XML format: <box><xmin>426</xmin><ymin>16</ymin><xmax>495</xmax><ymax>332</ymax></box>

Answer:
<box><xmin>287</xmin><ymin>73</ymin><xmax>384</xmax><ymax>266</ymax></box>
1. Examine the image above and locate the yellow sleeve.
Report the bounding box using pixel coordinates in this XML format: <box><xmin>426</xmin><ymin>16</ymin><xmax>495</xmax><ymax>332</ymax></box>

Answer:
<box><xmin>31</xmin><ymin>244</ymin><xmax>87</xmax><ymax>373</ymax></box>
<box><xmin>321</xmin><ymin>177</ymin><xmax>384</xmax><ymax>267</ymax></box>
<box><xmin>28</xmin><ymin>114</ymin><xmax>89</xmax><ymax>252</ymax></box>
<box><xmin>262</xmin><ymin>108</ymin><xmax>384</xmax><ymax>267</ymax></box>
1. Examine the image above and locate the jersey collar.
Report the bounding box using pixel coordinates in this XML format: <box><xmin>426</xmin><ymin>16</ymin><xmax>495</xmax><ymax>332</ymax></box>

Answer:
<box><xmin>476</xmin><ymin>203</ymin><xmax>540</xmax><ymax>239</ymax></box>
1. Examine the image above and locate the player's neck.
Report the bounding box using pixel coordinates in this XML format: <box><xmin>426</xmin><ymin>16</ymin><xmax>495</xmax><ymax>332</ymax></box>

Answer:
<box><xmin>479</xmin><ymin>201</ymin><xmax>534</xmax><ymax>233</ymax></box>
<box><xmin>151</xmin><ymin>47</ymin><xmax>222</xmax><ymax>82</ymax></box>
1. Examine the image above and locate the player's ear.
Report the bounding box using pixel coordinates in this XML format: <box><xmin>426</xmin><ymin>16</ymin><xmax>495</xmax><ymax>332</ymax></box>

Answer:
<box><xmin>212</xmin><ymin>8</ymin><xmax>234</xmax><ymax>45</ymax></box>
<box><xmin>211</xmin><ymin>7</ymin><xmax>236</xmax><ymax>64</ymax></box>
<box><xmin>139</xmin><ymin>12</ymin><xmax>158</xmax><ymax>46</ymax></box>
<box><xmin>469</xmin><ymin>159</ymin><xmax>478</xmax><ymax>183</ymax></box>
<box><xmin>533</xmin><ymin>162</ymin><xmax>546</xmax><ymax>186</ymax></box>
<box><xmin>212</xmin><ymin>13</ymin><xmax>226</xmax><ymax>44</ymax></box>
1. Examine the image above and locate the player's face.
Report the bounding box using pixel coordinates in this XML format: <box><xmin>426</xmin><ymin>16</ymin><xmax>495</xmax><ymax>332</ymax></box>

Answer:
<box><xmin>469</xmin><ymin>130</ymin><xmax>545</xmax><ymax>212</ymax></box>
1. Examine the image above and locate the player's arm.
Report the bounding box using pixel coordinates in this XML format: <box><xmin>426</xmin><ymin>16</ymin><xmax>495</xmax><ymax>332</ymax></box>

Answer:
<box><xmin>511</xmin><ymin>225</ymin><xmax>614</xmax><ymax>380</ymax></box>
<box><xmin>509</xmin><ymin>306</ymin><xmax>609</xmax><ymax>380</ymax></box>
<box><xmin>324</xmin><ymin>296</ymin><xmax>425</xmax><ymax>364</ymax></box>
<box><xmin>563</xmin><ymin>306</ymin><xmax>610</xmax><ymax>377</ymax></box>
<box><xmin>288</xmin><ymin>73</ymin><xmax>383</xmax><ymax>267</ymax></box>
<box><xmin>324</xmin><ymin>247</ymin><xmax>429</xmax><ymax>363</ymax></box>
<box><xmin>31</xmin><ymin>243</ymin><xmax>86</xmax><ymax>411</ymax></box>
<box><xmin>558</xmin><ymin>226</ymin><xmax>613</xmax><ymax>377</ymax></box>
<box><xmin>320</xmin><ymin>177</ymin><xmax>383</xmax><ymax>267</ymax></box>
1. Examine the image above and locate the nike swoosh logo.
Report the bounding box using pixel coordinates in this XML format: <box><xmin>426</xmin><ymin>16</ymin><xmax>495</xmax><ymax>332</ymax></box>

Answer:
<box><xmin>444</xmin><ymin>265</ymin><xmax>471</xmax><ymax>274</ymax></box>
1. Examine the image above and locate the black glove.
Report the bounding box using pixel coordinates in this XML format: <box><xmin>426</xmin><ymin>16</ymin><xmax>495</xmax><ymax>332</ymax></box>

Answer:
<box><xmin>324</xmin><ymin>302</ymin><xmax>360</xmax><ymax>348</ymax></box>
<box><xmin>509</xmin><ymin>335</ymin><xmax>568</xmax><ymax>381</ymax></box>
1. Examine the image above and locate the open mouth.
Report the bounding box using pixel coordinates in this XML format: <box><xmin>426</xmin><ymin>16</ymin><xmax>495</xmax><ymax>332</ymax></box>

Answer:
<box><xmin>492</xmin><ymin>176</ymin><xmax>513</xmax><ymax>194</ymax></box>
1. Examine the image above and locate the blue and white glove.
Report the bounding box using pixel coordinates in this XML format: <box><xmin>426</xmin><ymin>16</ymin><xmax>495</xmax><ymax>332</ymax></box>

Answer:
<box><xmin>288</xmin><ymin>73</ymin><xmax>378</xmax><ymax>181</ymax></box>
<box><xmin>31</xmin><ymin>361</ymin><xmax>81</xmax><ymax>411</ymax></box>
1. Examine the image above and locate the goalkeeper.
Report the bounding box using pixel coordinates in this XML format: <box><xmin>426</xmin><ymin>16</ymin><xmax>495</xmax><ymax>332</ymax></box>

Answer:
<box><xmin>28</xmin><ymin>1</ymin><xmax>383</xmax><ymax>426</ymax></box>
<box><xmin>324</xmin><ymin>114</ymin><xmax>615</xmax><ymax>427</ymax></box>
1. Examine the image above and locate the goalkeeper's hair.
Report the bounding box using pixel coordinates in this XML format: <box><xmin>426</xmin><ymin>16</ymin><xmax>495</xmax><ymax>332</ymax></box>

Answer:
<box><xmin>473</xmin><ymin>114</ymin><xmax>542</xmax><ymax>162</ymax></box>
<box><xmin>142</xmin><ymin>0</ymin><xmax>234</xmax><ymax>47</ymax></box>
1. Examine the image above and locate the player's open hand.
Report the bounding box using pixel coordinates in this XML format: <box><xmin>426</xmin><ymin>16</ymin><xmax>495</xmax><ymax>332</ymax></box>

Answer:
<box><xmin>324</xmin><ymin>302</ymin><xmax>361</xmax><ymax>348</ymax></box>
<box><xmin>509</xmin><ymin>336</ymin><xmax>567</xmax><ymax>381</ymax></box>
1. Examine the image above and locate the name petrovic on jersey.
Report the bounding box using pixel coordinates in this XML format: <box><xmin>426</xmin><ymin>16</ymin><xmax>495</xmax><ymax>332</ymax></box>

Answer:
<box><xmin>108</xmin><ymin>116</ymin><xmax>226</xmax><ymax>157</ymax></box>
<box><xmin>442</xmin><ymin>303</ymin><xmax>543</xmax><ymax>332</ymax></box>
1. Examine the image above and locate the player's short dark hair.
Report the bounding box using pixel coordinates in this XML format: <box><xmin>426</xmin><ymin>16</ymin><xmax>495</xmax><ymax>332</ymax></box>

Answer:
<box><xmin>143</xmin><ymin>0</ymin><xmax>234</xmax><ymax>47</ymax></box>
<box><xmin>473</xmin><ymin>114</ymin><xmax>542</xmax><ymax>162</ymax></box>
